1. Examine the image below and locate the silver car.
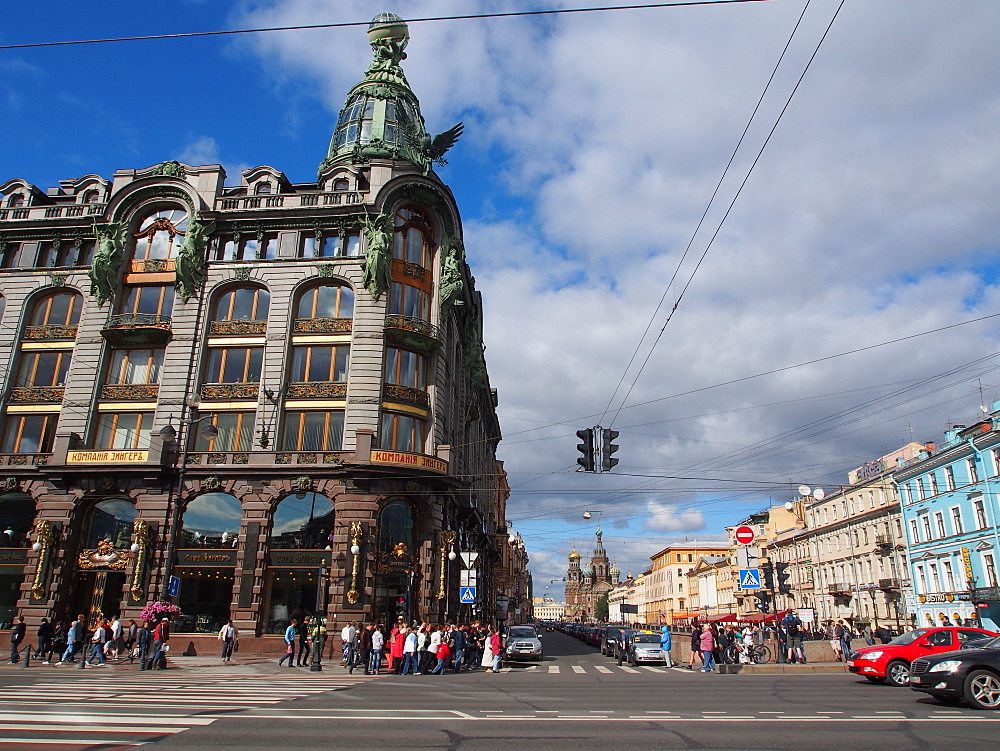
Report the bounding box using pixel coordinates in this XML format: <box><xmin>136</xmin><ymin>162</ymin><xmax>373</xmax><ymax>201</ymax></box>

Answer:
<box><xmin>504</xmin><ymin>625</ymin><xmax>544</xmax><ymax>662</ymax></box>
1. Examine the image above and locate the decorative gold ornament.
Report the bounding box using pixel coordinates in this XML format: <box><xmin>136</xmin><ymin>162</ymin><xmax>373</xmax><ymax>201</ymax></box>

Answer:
<box><xmin>30</xmin><ymin>519</ymin><xmax>56</xmax><ymax>600</ymax></box>
<box><xmin>129</xmin><ymin>519</ymin><xmax>151</xmax><ymax>601</ymax></box>
<box><xmin>346</xmin><ymin>521</ymin><xmax>364</xmax><ymax>604</ymax></box>
<box><xmin>392</xmin><ymin>542</ymin><xmax>408</xmax><ymax>559</ymax></box>
<box><xmin>436</xmin><ymin>530</ymin><xmax>457</xmax><ymax>600</ymax></box>
<box><xmin>77</xmin><ymin>537</ymin><xmax>130</xmax><ymax>570</ymax></box>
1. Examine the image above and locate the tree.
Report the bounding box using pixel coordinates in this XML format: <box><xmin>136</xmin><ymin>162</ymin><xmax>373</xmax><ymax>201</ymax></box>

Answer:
<box><xmin>595</xmin><ymin>592</ymin><xmax>610</xmax><ymax>622</ymax></box>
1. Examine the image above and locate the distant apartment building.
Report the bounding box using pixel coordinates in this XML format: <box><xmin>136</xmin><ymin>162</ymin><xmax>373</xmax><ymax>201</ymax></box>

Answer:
<box><xmin>646</xmin><ymin>542</ymin><xmax>730</xmax><ymax>624</ymax></box>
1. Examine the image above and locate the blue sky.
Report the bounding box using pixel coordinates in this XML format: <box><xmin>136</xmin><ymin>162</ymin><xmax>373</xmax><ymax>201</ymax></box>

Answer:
<box><xmin>4</xmin><ymin>1</ymin><xmax>1000</xmax><ymax>590</ymax></box>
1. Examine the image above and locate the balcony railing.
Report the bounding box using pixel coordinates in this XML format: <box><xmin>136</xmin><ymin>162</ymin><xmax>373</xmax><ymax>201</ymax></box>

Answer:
<box><xmin>9</xmin><ymin>386</ymin><xmax>64</xmax><ymax>404</ymax></box>
<box><xmin>286</xmin><ymin>382</ymin><xmax>347</xmax><ymax>400</ymax></box>
<box><xmin>878</xmin><ymin>578</ymin><xmax>901</xmax><ymax>591</ymax></box>
<box><xmin>101</xmin><ymin>313</ymin><xmax>172</xmax><ymax>347</ymax></box>
<box><xmin>22</xmin><ymin>324</ymin><xmax>78</xmax><ymax>341</ymax></box>
<box><xmin>292</xmin><ymin>317</ymin><xmax>352</xmax><ymax>334</ymax></box>
<box><xmin>384</xmin><ymin>315</ymin><xmax>443</xmax><ymax>352</ymax></box>
<box><xmin>100</xmin><ymin>384</ymin><xmax>159</xmax><ymax>402</ymax></box>
<box><xmin>200</xmin><ymin>383</ymin><xmax>260</xmax><ymax>401</ymax></box>
<box><xmin>827</xmin><ymin>583</ymin><xmax>851</xmax><ymax>595</ymax></box>
<box><xmin>128</xmin><ymin>259</ymin><xmax>176</xmax><ymax>274</ymax></box>
<box><xmin>874</xmin><ymin>535</ymin><xmax>893</xmax><ymax>549</ymax></box>
<box><xmin>209</xmin><ymin>319</ymin><xmax>267</xmax><ymax>336</ymax></box>
<box><xmin>383</xmin><ymin>383</ymin><xmax>430</xmax><ymax>409</ymax></box>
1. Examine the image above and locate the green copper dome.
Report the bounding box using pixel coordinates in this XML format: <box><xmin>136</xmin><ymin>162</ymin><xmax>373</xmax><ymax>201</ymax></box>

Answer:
<box><xmin>318</xmin><ymin>12</ymin><xmax>463</xmax><ymax>178</ymax></box>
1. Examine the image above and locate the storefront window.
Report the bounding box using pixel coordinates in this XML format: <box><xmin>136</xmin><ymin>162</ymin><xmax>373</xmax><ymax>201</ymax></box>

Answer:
<box><xmin>0</xmin><ymin>493</ymin><xmax>35</xmax><ymax>628</ymax></box>
<box><xmin>175</xmin><ymin>493</ymin><xmax>241</xmax><ymax>633</ymax></box>
<box><xmin>270</xmin><ymin>493</ymin><xmax>334</xmax><ymax>549</ymax></box>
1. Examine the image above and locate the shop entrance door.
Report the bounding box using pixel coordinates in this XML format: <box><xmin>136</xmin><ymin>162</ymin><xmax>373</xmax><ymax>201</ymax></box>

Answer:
<box><xmin>72</xmin><ymin>571</ymin><xmax>126</xmax><ymax>627</ymax></box>
<box><xmin>374</xmin><ymin>572</ymin><xmax>411</xmax><ymax>624</ymax></box>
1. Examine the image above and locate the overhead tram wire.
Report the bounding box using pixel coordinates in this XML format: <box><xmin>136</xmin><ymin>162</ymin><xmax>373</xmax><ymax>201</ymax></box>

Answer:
<box><xmin>605</xmin><ymin>0</ymin><xmax>846</xmax><ymax>430</ymax></box>
<box><xmin>0</xmin><ymin>1</ymin><xmax>787</xmax><ymax>51</ymax></box>
<box><xmin>598</xmin><ymin>0</ymin><xmax>815</xmax><ymax>427</ymax></box>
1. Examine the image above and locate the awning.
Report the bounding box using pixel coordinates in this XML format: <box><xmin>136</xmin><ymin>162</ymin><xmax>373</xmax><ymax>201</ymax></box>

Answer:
<box><xmin>704</xmin><ymin>613</ymin><xmax>738</xmax><ymax>623</ymax></box>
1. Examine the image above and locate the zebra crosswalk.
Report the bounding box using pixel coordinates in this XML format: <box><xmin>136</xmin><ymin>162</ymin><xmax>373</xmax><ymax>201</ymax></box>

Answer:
<box><xmin>0</xmin><ymin>671</ymin><xmax>370</xmax><ymax>748</ymax></box>
<box><xmin>503</xmin><ymin>663</ymin><xmax>686</xmax><ymax>675</ymax></box>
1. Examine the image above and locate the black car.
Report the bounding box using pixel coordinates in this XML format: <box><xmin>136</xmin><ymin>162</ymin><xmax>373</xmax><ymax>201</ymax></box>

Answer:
<box><xmin>602</xmin><ymin>625</ymin><xmax>626</xmax><ymax>657</ymax></box>
<box><xmin>909</xmin><ymin>635</ymin><xmax>1000</xmax><ymax>709</ymax></box>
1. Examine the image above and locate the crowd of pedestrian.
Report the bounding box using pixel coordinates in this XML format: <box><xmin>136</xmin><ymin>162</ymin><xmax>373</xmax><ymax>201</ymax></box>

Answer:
<box><xmin>5</xmin><ymin>613</ymin><xmax>165</xmax><ymax>669</ymax></box>
<box><xmin>335</xmin><ymin>617</ymin><xmax>504</xmax><ymax>675</ymax></box>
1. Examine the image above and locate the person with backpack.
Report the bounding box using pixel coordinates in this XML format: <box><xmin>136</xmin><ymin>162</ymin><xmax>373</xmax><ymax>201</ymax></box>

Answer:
<box><xmin>782</xmin><ymin>611</ymin><xmax>806</xmax><ymax>664</ymax></box>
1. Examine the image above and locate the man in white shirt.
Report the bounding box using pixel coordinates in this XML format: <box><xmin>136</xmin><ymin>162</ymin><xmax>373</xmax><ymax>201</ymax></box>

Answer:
<box><xmin>109</xmin><ymin>617</ymin><xmax>123</xmax><ymax>660</ymax></box>
<box><xmin>341</xmin><ymin>622</ymin><xmax>357</xmax><ymax>668</ymax></box>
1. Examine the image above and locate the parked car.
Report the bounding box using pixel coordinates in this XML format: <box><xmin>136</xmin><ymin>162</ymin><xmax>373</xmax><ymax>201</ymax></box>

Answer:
<box><xmin>621</xmin><ymin>630</ymin><xmax>667</xmax><ymax>667</ymax></box>
<box><xmin>847</xmin><ymin>627</ymin><xmax>996</xmax><ymax>686</ymax></box>
<box><xmin>909</xmin><ymin>634</ymin><xmax>1000</xmax><ymax>709</ymax></box>
<box><xmin>602</xmin><ymin>625</ymin><xmax>626</xmax><ymax>657</ymax></box>
<box><xmin>503</xmin><ymin>624</ymin><xmax>544</xmax><ymax>662</ymax></box>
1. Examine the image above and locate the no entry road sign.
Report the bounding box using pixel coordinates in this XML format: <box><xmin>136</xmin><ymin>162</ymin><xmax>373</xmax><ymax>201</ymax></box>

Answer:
<box><xmin>734</xmin><ymin>525</ymin><xmax>756</xmax><ymax>545</ymax></box>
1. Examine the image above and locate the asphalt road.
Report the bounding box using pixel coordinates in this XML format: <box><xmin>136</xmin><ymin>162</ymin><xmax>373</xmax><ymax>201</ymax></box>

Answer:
<box><xmin>1</xmin><ymin>630</ymin><xmax>997</xmax><ymax>749</ymax></box>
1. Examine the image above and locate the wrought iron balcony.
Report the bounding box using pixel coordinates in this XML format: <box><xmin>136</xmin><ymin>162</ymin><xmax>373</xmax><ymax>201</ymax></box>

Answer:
<box><xmin>9</xmin><ymin>386</ymin><xmax>64</xmax><ymax>404</ymax></box>
<box><xmin>22</xmin><ymin>324</ymin><xmax>78</xmax><ymax>341</ymax></box>
<box><xmin>0</xmin><ymin>453</ymin><xmax>50</xmax><ymax>467</ymax></box>
<box><xmin>101</xmin><ymin>313</ymin><xmax>172</xmax><ymax>347</ymax></box>
<box><xmin>878</xmin><ymin>578</ymin><xmax>901</xmax><ymax>591</ymax></box>
<box><xmin>286</xmin><ymin>382</ymin><xmax>347</xmax><ymax>399</ymax></box>
<box><xmin>200</xmin><ymin>383</ymin><xmax>260</xmax><ymax>401</ymax></box>
<box><xmin>209</xmin><ymin>319</ymin><xmax>267</xmax><ymax>336</ymax></box>
<box><xmin>292</xmin><ymin>317</ymin><xmax>353</xmax><ymax>334</ymax></box>
<box><xmin>100</xmin><ymin>384</ymin><xmax>159</xmax><ymax>402</ymax></box>
<box><xmin>384</xmin><ymin>314</ymin><xmax>443</xmax><ymax>352</ymax></box>
<box><xmin>827</xmin><ymin>582</ymin><xmax>851</xmax><ymax>595</ymax></box>
<box><xmin>383</xmin><ymin>383</ymin><xmax>430</xmax><ymax>409</ymax></box>
<box><xmin>874</xmin><ymin>535</ymin><xmax>893</xmax><ymax>550</ymax></box>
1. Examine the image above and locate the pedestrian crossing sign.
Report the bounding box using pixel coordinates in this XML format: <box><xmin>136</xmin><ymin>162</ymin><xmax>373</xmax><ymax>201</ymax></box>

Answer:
<box><xmin>739</xmin><ymin>569</ymin><xmax>762</xmax><ymax>589</ymax></box>
<box><xmin>459</xmin><ymin>586</ymin><xmax>476</xmax><ymax>603</ymax></box>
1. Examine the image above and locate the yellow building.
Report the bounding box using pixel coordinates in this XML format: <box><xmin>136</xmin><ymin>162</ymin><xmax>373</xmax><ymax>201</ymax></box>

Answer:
<box><xmin>646</xmin><ymin>542</ymin><xmax>731</xmax><ymax>624</ymax></box>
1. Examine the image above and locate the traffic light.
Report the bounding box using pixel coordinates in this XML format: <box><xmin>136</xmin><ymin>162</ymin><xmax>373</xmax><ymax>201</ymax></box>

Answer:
<box><xmin>775</xmin><ymin>562</ymin><xmax>790</xmax><ymax>593</ymax></box>
<box><xmin>601</xmin><ymin>428</ymin><xmax>619</xmax><ymax>472</ymax></box>
<box><xmin>576</xmin><ymin>428</ymin><xmax>595</xmax><ymax>472</ymax></box>
<box><xmin>396</xmin><ymin>594</ymin><xmax>408</xmax><ymax>619</ymax></box>
<box><xmin>756</xmin><ymin>599</ymin><xmax>770</xmax><ymax>614</ymax></box>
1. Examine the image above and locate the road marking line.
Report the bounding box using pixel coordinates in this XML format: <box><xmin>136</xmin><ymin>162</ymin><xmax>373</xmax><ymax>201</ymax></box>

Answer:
<box><xmin>641</xmin><ymin>666</ymin><xmax>661</xmax><ymax>672</ymax></box>
<box><xmin>0</xmin><ymin>739</ymin><xmax>149</xmax><ymax>746</ymax></box>
<box><xmin>618</xmin><ymin>666</ymin><xmax>639</xmax><ymax>673</ymax></box>
<box><xmin>0</xmin><ymin>723</ymin><xmax>194</xmax><ymax>734</ymax></box>
<box><xmin>548</xmin><ymin>666</ymin><xmax>560</xmax><ymax>673</ymax></box>
<box><xmin>594</xmin><ymin>666</ymin><xmax>612</xmax><ymax>673</ymax></box>
<box><xmin>0</xmin><ymin>714</ymin><xmax>215</xmax><ymax>725</ymax></box>
<box><xmin>572</xmin><ymin>666</ymin><xmax>586</xmax><ymax>673</ymax></box>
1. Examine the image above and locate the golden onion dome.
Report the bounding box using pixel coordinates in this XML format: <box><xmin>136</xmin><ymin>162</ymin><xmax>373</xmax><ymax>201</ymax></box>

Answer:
<box><xmin>568</xmin><ymin>548</ymin><xmax>581</xmax><ymax>561</ymax></box>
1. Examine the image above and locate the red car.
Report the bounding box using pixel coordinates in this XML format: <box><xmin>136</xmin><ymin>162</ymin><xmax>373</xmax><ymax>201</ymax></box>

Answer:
<box><xmin>848</xmin><ymin>627</ymin><xmax>996</xmax><ymax>686</ymax></box>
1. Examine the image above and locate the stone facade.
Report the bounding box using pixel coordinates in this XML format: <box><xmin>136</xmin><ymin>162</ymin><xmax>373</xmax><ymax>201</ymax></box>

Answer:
<box><xmin>0</xmin><ymin>14</ymin><xmax>508</xmax><ymax>644</ymax></box>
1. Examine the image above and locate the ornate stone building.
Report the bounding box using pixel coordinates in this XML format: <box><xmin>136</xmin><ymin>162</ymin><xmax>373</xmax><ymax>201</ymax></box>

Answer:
<box><xmin>564</xmin><ymin>529</ymin><xmax>619</xmax><ymax>621</ymax></box>
<box><xmin>0</xmin><ymin>14</ymin><xmax>506</xmax><ymax>644</ymax></box>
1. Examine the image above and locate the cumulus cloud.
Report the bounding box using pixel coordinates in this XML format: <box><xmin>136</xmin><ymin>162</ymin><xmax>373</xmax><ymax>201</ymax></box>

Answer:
<box><xmin>645</xmin><ymin>502</ymin><xmax>706</xmax><ymax>533</ymax></box>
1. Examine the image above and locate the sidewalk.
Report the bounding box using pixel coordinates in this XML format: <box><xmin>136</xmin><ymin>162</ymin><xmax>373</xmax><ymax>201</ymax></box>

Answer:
<box><xmin>718</xmin><ymin>660</ymin><xmax>849</xmax><ymax>674</ymax></box>
<box><xmin>2</xmin><ymin>653</ymin><xmax>361</xmax><ymax>678</ymax></box>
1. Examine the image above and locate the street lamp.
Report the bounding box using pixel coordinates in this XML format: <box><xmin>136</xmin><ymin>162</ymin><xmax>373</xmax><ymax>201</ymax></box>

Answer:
<box><xmin>159</xmin><ymin>411</ymin><xmax>221</xmax><ymax>599</ymax></box>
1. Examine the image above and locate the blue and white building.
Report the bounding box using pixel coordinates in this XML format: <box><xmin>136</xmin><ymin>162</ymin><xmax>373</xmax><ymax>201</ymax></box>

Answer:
<box><xmin>894</xmin><ymin>408</ymin><xmax>1000</xmax><ymax>632</ymax></box>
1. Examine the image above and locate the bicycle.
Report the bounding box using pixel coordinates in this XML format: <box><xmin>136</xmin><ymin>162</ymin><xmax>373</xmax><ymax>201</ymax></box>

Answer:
<box><xmin>724</xmin><ymin>642</ymin><xmax>771</xmax><ymax>664</ymax></box>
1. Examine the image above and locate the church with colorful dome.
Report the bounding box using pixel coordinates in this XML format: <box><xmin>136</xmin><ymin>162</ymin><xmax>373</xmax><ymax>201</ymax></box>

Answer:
<box><xmin>565</xmin><ymin>528</ymin><xmax>620</xmax><ymax>621</ymax></box>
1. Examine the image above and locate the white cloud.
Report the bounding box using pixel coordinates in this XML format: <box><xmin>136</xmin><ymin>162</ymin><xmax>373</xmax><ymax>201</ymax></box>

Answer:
<box><xmin>645</xmin><ymin>502</ymin><xmax>706</xmax><ymax>534</ymax></box>
<box><xmin>230</xmin><ymin>0</ymin><xmax>1000</xmax><ymax>579</ymax></box>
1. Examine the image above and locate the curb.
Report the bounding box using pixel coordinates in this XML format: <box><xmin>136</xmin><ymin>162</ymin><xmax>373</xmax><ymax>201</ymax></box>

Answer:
<box><xmin>718</xmin><ymin>663</ymin><xmax>850</xmax><ymax>674</ymax></box>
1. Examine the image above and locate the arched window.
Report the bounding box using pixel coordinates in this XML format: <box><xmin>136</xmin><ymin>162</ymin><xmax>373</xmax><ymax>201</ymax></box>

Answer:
<box><xmin>333</xmin><ymin>179</ymin><xmax>350</xmax><ymax>192</ymax></box>
<box><xmin>83</xmin><ymin>498</ymin><xmax>136</xmax><ymax>550</ymax></box>
<box><xmin>7</xmin><ymin>194</ymin><xmax>25</xmax><ymax>208</ymax></box>
<box><xmin>29</xmin><ymin>291</ymin><xmax>82</xmax><ymax>327</ymax></box>
<box><xmin>212</xmin><ymin>286</ymin><xmax>269</xmax><ymax>323</ymax></box>
<box><xmin>175</xmin><ymin>492</ymin><xmax>240</xmax><ymax>633</ymax></box>
<box><xmin>131</xmin><ymin>208</ymin><xmax>188</xmax><ymax>261</ymax></box>
<box><xmin>255</xmin><ymin>182</ymin><xmax>273</xmax><ymax>195</ymax></box>
<box><xmin>296</xmin><ymin>284</ymin><xmax>354</xmax><ymax>320</ymax></box>
<box><xmin>377</xmin><ymin>499</ymin><xmax>415</xmax><ymax>556</ymax></box>
<box><xmin>270</xmin><ymin>492</ymin><xmax>334</xmax><ymax>550</ymax></box>
<box><xmin>393</xmin><ymin>207</ymin><xmax>433</xmax><ymax>267</ymax></box>
<box><xmin>179</xmin><ymin>492</ymin><xmax>242</xmax><ymax>548</ymax></box>
<box><xmin>84</xmin><ymin>190</ymin><xmax>101</xmax><ymax>204</ymax></box>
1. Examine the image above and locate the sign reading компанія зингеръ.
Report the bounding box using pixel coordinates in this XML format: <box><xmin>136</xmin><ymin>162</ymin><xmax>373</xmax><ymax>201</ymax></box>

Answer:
<box><xmin>370</xmin><ymin>450</ymin><xmax>447</xmax><ymax>474</ymax></box>
<box><xmin>67</xmin><ymin>450</ymin><xmax>149</xmax><ymax>463</ymax></box>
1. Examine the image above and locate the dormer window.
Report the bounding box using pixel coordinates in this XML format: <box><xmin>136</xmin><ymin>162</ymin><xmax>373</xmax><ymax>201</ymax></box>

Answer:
<box><xmin>333</xmin><ymin>179</ymin><xmax>350</xmax><ymax>192</ymax></box>
<box><xmin>255</xmin><ymin>182</ymin><xmax>273</xmax><ymax>195</ymax></box>
<box><xmin>84</xmin><ymin>190</ymin><xmax>100</xmax><ymax>204</ymax></box>
<box><xmin>7</xmin><ymin>193</ymin><xmax>25</xmax><ymax>208</ymax></box>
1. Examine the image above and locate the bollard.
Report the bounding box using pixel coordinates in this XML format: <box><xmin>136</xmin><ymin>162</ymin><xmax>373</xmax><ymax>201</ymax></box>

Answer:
<box><xmin>78</xmin><ymin>652</ymin><xmax>86</xmax><ymax>669</ymax></box>
<box><xmin>138</xmin><ymin>650</ymin><xmax>146</xmax><ymax>671</ymax></box>
<box><xmin>23</xmin><ymin>645</ymin><xmax>31</xmax><ymax>668</ymax></box>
